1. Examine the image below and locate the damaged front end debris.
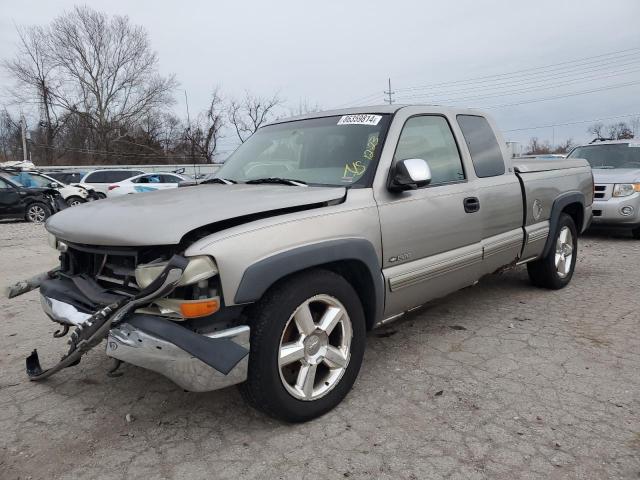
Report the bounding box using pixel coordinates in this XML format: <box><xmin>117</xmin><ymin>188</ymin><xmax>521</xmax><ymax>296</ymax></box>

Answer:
<box><xmin>25</xmin><ymin>254</ymin><xmax>189</xmax><ymax>381</ymax></box>
<box><xmin>9</xmin><ymin>252</ymin><xmax>250</xmax><ymax>390</ymax></box>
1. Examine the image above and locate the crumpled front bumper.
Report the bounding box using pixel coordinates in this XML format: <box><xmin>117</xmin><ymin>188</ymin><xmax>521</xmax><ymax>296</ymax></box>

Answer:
<box><xmin>40</xmin><ymin>293</ymin><xmax>249</xmax><ymax>391</ymax></box>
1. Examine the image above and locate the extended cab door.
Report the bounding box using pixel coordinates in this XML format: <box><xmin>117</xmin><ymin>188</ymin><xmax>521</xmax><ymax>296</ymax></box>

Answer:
<box><xmin>456</xmin><ymin>115</ymin><xmax>524</xmax><ymax>274</ymax></box>
<box><xmin>375</xmin><ymin>113</ymin><xmax>483</xmax><ymax>317</ymax></box>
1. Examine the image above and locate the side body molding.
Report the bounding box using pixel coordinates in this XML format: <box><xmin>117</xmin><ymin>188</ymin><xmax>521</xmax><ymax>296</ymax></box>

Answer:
<box><xmin>234</xmin><ymin>238</ymin><xmax>384</xmax><ymax>326</ymax></box>
<box><xmin>541</xmin><ymin>192</ymin><xmax>585</xmax><ymax>257</ymax></box>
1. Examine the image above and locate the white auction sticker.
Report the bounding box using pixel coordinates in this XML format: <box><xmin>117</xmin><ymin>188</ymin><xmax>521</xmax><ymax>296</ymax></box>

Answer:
<box><xmin>337</xmin><ymin>114</ymin><xmax>382</xmax><ymax>126</ymax></box>
<box><xmin>628</xmin><ymin>143</ymin><xmax>640</xmax><ymax>148</ymax></box>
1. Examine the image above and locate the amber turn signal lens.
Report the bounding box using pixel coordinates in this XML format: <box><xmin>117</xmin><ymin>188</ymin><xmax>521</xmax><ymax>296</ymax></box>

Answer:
<box><xmin>179</xmin><ymin>299</ymin><xmax>220</xmax><ymax>318</ymax></box>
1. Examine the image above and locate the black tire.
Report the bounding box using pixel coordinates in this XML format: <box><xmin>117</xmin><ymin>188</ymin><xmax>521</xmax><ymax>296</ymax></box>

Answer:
<box><xmin>24</xmin><ymin>202</ymin><xmax>51</xmax><ymax>223</ymax></box>
<box><xmin>95</xmin><ymin>192</ymin><xmax>106</xmax><ymax>199</ymax></box>
<box><xmin>632</xmin><ymin>227</ymin><xmax>640</xmax><ymax>239</ymax></box>
<box><xmin>527</xmin><ymin>213</ymin><xmax>578</xmax><ymax>289</ymax></box>
<box><xmin>239</xmin><ymin>269</ymin><xmax>366</xmax><ymax>422</ymax></box>
<box><xmin>65</xmin><ymin>196</ymin><xmax>85</xmax><ymax>207</ymax></box>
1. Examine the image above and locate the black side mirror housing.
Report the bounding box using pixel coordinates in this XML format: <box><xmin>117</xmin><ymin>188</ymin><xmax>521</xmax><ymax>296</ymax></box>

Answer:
<box><xmin>389</xmin><ymin>158</ymin><xmax>432</xmax><ymax>192</ymax></box>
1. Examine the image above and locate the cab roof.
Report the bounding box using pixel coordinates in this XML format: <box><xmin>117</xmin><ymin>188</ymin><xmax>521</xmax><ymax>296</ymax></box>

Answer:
<box><xmin>266</xmin><ymin>104</ymin><xmax>488</xmax><ymax>126</ymax></box>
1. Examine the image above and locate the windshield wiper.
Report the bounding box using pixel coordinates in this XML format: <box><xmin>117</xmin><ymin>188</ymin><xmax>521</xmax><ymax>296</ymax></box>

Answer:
<box><xmin>201</xmin><ymin>177</ymin><xmax>237</xmax><ymax>185</ymax></box>
<box><xmin>245</xmin><ymin>177</ymin><xmax>308</xmax><ymax>186</ymax></box>
<box><xmin>592</xmin><ymin>166</ymin><xmax>615</xmax><ymax>169</ymax></box>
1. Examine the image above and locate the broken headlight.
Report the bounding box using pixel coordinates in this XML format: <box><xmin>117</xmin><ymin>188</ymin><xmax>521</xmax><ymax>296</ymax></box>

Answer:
<box><xmin>135</xmin><ymin>256</ymin><xmax>220</xmax><ymax>319</ymax></box>
<box><xmin>135</xmin><ymin>255</ymin><xmax>218</xmax><ymax>288</ymax></box>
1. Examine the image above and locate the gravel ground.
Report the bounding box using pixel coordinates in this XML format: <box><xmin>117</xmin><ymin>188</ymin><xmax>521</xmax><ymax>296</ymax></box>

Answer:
<box><xmin>0</xmin><ymin>220</ymin><xmax>638</xmax><ymax>480</ymax></box>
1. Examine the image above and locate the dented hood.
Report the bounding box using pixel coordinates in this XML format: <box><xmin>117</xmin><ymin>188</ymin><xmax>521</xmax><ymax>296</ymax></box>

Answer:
<box><xmin>46</xmin><ymin>184</ymin><xmax>346</xmax><ymax>246</ymax></box>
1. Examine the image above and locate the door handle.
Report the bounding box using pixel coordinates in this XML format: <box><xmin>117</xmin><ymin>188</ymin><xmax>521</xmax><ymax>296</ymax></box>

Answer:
<box><xmin>463</xmin><ymin>197</ymin><xmax>480</xmax><ymax>213</ymax></box>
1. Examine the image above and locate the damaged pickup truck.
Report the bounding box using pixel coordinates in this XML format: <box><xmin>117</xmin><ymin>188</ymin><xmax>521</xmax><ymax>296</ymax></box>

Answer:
<box><xmin>8</xmin><ymin>105</ymin><xmax>593</xmax><ymax>422</ymax></box>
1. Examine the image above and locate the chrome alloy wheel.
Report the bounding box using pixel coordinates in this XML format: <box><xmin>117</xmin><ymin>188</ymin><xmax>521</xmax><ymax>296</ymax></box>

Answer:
<box><xmin>27</xmin><ymin>204</ymin><xmax>46</xmax><ymax>223</ymax></box>
<box><xmin>278</xmin><ymin>294</ymin><xmax>353</xmax><ymax>401</ymax></box>
<box><xmin>555</xmin><ymin>226</ymin><xmax>574</xmax><ymax>278</ymax></box>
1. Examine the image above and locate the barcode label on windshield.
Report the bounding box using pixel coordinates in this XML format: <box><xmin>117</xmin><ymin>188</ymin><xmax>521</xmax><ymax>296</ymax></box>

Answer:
<box><xmin>337</xmin><ymin>114</ymin><xmax>382</xmax><ymax>126</ymax></box>
<box><xmin>629</xmin><ymin>143</ymin><xmax>640</xmax><ymax>148</ymax></box>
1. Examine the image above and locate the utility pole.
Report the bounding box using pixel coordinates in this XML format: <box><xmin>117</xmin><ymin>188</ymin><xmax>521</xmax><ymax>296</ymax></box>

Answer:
<box><xmin>384</xmin><ymin>78</ymin><xmax>395</xmax><ymax>105</ymax></box>
<box><xmin>20</xmin><ymin>113</ymin><xmax>28</xmax><ymax>162</ymax></box>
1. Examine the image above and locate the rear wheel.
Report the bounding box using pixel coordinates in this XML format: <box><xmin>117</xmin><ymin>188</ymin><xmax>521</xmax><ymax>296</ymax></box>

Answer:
<box><xmin>239</xmin><ymin>269</ymin><xmax>366</xmax><ymax>422</ymax></box>
<box><xmin>25</xmin><ymin>202</ymin><xmax>51</xmax><ymax>223</ymax></box>
<box><xmin>527</xmin><ymin>213</ymin><xmax>577</xmax><ymax>289</ymax></box>
<box><xmin>95</xmin><ymin>192</ymin><xmax>106</xmax><ymax>200</ymax></box>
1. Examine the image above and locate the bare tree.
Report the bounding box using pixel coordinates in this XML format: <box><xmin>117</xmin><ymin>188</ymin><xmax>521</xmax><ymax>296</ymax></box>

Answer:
<box><xmin>48</xmin><ymin>6</ymin><xmax>177</xmax><ymax>150</ymax></box>
<box><xmin>587</xmin><ymin>122</ymin><xmax>606</xmax><ymax>140</ymax></box>
<box><xmin>631</xmin><ymin>117</ymin><xmax>640</xmax><ymax>138</ymax></box>
<box><xmin>228</xmin><ymin>92</ymin><xmax>283</xmax><ymax>143</ymax></box>
<box><xmin>0</xmin><ymin>108</ymin><xmax>22</xmax><ymax>162</ymax></box>
<box><xmin>184</xmin><ymin>87</ymin><xmax>225</xmax><ymax>162</ymax></box>
<box><xmin>607</xmin><ymin>122</ymin><xmax>634</xmax><ymax>140</ymax></box>
<box><xmin>288</xmin><ymin>98</ymin><xmax>321</xmax><ymax>116</ymax></box>
<box><xmin>525</xmin><ymin>137</ymin><xmax>551</xmax><ymax>155</ymax></box>
<box><xmin>553</xmin><ymin>138</ymin><xmax>574</xmax><ymax>154</ymax></box>
<box><xmin>3</xmin><ymin>25</ymin><xmax>65</xmax><ymax>163</ymax></box>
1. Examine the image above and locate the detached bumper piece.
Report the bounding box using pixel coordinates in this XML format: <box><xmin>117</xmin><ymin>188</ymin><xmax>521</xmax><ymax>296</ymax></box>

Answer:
<box><xmin>25</xmin><ymin>255</ymin><xmax>190</xmax><ymax>381</ymax></box>
<box><xmin>107</xmin><ymin>316</ymin><xmax>249</xmax><ymax>391</ymax></box>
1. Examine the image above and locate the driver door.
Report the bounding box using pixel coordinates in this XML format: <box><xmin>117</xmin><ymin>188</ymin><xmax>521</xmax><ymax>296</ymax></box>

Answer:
<box><xmin>376</xmin><ymin>115</ymin><xmax>483</xmax><ymax>316</ymax></box>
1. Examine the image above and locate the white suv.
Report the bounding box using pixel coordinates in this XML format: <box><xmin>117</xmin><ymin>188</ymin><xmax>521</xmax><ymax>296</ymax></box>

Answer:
<box><xmin>78</xmin><ymin>169</ymin><xmax>145</xmax><ymax>197</ymax></box>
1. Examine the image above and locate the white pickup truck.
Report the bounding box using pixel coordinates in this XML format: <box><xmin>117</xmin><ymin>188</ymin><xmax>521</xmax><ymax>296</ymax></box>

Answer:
<box><xmin>13</xmin><ymin>105</ymin><xmax>593</xmax><ymax>422</ymax></box>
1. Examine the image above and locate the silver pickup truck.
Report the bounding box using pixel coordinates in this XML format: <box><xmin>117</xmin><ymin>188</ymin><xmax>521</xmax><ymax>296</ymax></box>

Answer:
<box><xmin>567</xmin><ymin>139</ymin><xmax>640</xmax><ymax>238</ymax></box>
<box><xmin>11</xmin><ymin>105</ymin><xmax>593</xmax><ymax>422</ymax></box>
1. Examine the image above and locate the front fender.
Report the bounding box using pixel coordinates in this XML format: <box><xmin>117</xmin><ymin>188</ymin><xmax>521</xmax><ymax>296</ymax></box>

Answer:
<box><xmin>234</xmin><ymin>238</ymin><xmax>385</xmax><ymax>326</ymax></box>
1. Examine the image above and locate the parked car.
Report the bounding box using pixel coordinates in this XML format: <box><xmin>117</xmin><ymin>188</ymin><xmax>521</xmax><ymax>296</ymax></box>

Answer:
<box><xmin>1</xmin><ymin>168</ymin><xmax>93</xmax><ymax>206</ymax></box>
<box><xmin>46</xmin><ymin>170</ymin><xmax>87</xmax><ymax>185</ymax></box>
<box><xmin>0</xmin><ymin>174</ymin><xmax>64</xmax><ymax>223</ymax></box>
<box><xmin>76</xmin><ymin>169</ymin><xmax>145</xmax><ymax>197</ymax></box>
<box><xmin>14</xmin><ymin>105</ymin><xmax>593</xmax><ymax>422</ymax></box>
<box><xmin>567</xmin><ymin>139</ymin><xmax>640</xmax><ymax>238</ymax></box>
<box><xmin>107</xmin><ymin>172</ymin><xmax>190</xmax><ymax>197</ymax></box>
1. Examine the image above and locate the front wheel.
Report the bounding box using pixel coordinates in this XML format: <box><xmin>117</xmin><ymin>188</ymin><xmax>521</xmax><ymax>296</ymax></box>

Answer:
<box><xmin>527</xmin><ymin>213</ymin><xmax>578</xmax><ymax>289</ymax></box>
<box><xmin>631</xmin><ymin>227</ymin><xmax>640</xmax><ymax>239</ymax></box>
<box><xmin>25</xmin><ymin>202</ymin><xmax>51</xmax><ymax>223</ymax></box>
<box><xmin>65</xmin><ymin>196</ymin><xmax>85</xmax><ymax>207</ymax></box>
<box><xmin>239</xmin><ymin>269</ymin><xmax>366</xmax><ymax>422</ymax></box>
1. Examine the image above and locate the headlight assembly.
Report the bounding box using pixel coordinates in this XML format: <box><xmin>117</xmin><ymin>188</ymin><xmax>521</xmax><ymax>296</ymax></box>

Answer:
<box><xmin>612</xmin><ymin>183</ymin><xmax>640</xmax><ymax>197</ymax></box>
<box><xmin>135</xmin><ymin>255</ymin><xmax>218</xmax><ymax>289</ymax></box>
<box><xmin>47</xmin><ymin>233</ymin><xmax>68</xmax><ymax>252</ymax></box>
<box><xmin>47</xmin><ymin>233</ymin><xmax>57</xmax><ymax>250</ymax></box>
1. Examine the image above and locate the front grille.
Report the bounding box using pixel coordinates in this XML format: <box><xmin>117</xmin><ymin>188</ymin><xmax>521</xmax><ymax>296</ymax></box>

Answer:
<box><xmin>594</xmin><ymin>184</ymin><xmax>612</xmax><ymax>200</ymax></box>
<box><xmin>62</xmin><ymin>244</ymin><xmax>172</xmax><ymax>295</ymax></box>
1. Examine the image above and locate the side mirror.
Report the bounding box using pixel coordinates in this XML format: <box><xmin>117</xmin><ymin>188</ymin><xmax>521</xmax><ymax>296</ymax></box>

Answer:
<box><xmin>49</xmin><ymin>182</ymin><xmax>60</xmax><ymax>188</ymax></box>
<box><xmin>389</xmin><ymin>158</ymin><xmax>432</xmax><ymax>191</ymax></box>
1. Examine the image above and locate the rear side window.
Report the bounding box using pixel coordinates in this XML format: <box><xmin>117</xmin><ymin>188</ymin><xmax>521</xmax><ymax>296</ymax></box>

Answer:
<box><xmin>457</xmin><ymin>115</ymin><xmax>505</xmax><ymax>178</ymax></box>
<box><xmin>161</xmin><ymin>174</ymin><xmax>182</xmax><ymax>183</ymax></box>
<box><xmin>106</xmin><ymin>171</ymin><xmax>143</xmax><ymax>182</ymax></box>
<box><xmin>86</xmin><ymin>171</ymin><xmax>142</xmax><ymax>183</ymax></box>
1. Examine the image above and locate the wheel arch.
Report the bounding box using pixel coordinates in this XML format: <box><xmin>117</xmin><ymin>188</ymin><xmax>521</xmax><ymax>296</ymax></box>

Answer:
<box><xmin>234</xmin><ymin>239</ymin><xmax>384</xmax><ymax>330</ymax></box>
<box><xmin>541</xmin><ymin>192</ymin><xmax>584</xmax><ymax>258</ymax></box>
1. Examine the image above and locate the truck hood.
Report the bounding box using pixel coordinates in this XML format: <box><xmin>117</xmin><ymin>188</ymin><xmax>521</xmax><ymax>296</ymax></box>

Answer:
<box><xmin>592</xmin><ymin>168</ymin><xmax>640</xmax><ymax>184</ymax></box>
<box><xmin>46</xmin><ymin>184</ymin><xmax>346</xmax><ymax>246</ymax></box>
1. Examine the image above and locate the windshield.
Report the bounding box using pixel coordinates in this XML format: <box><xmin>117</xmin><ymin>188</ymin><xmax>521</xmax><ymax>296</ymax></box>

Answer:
<box><xmin>568</xmin><ymin>143</ymin><xmax>640</xmax><ymax>169</ymax></box>
<box><xmin>216</xmin><ymin>114</ymin><xmax>391</xmax><ymax>187</ymax></box>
